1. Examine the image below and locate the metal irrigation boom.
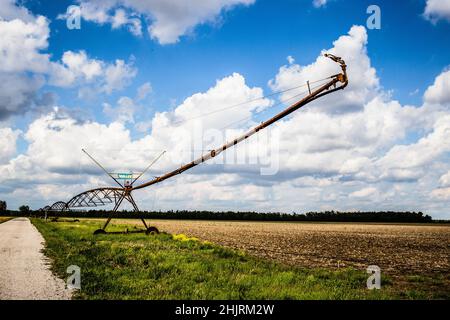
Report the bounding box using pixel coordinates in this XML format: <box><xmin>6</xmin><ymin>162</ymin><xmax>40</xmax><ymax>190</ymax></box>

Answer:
<box><xmin>40</xmin><ymin>54</ymin><xmax>348</xmax><ymax>235</ymax></box>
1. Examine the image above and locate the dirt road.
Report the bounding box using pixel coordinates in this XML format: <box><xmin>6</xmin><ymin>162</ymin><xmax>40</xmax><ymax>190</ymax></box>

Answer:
<box><xmin>0</xmin><ymin>218</ymin><xmax>71</xmax><ymax>300</ymax></box>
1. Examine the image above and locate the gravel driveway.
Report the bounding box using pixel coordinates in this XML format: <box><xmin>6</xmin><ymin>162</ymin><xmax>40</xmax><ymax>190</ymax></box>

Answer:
<box><xmin>0</xmin><ymin>218</ymin><xmax>72</xmax><ymax>300</ymax></box>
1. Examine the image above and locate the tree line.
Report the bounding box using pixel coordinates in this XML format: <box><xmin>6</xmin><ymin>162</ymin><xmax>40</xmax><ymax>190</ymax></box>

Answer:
<box><xmin>0</xmin><ymin>205</ymin><xmax>434</xmax><ymax>223</ymax></box>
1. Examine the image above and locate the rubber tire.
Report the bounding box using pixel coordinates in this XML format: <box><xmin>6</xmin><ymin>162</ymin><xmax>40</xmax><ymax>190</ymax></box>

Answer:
<box><xmin>93</xmin><ymin>229</ymin><xmax>107</xmax><ymax>235</ymax></box>
<box><xmin>145</xmin><ymin>226</ymin><xmax>159</xmax><ymax>235</ymax></box>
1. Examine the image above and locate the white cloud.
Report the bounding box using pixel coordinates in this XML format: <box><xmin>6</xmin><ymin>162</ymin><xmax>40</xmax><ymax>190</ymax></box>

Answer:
<box><xmin>424</xmin><ymin>0</ymin><xmax>450</xmax><ymax>23</ymax></box>
<box><xmin>111</xmin><ymin>8</ymin><xmax>128</xmax><ymax>28</ymax></box>
<box><xmin>0</xmin><ymin>16</ymin><xmax>50</xmax><ymax>73</ymax></box>
<box><xmin>103</xmin><ymin>96</ymin><xmax>137</xmax><ymax>124</ymax></box>
<box><xmin>173</xmin><ymin>73</ymin><xmax>271</xmax><ymax>129</ymax></box>
<box><xmin>0</xmin><ymin>127</ymin><xmax>20</xmax><ymax>163</ymax></box>
<box><xmin>123</xmin><ymin>72</ymin><xmax>272</xmax><ymax>169</ymax></box>
<box><xmin>286</xmin><ymin>55</ymin><xmax>295</xmax><ymax>65</ymax></box>
<box><xmin>2</xmin><ymin>21</ymin><xmax>450</xmax><ymax>218</ymax></box>
<box><xmin>349</xmin><ymin>187</ymin><xmax>378</xmax><ymax>199</ymax></box>
<box><xmin>262</xmin><ymin>27</ymin><xmax>423</xmax><ymax>182</ymax></box>
<box><xmin>137</xmin><ymin>82</ymin><xmax>152</xmax><ymax>100</ymax></box>
<box><xmin>0</xmin><ymin>10</ymin><xmax>54</xmax><ymax>119</ymax></box>
<box><xmin>439</xmin><ymin>171</ymin><xmax>450</xmax><ymax>187</ymax></box>
<box><xmin>103</xmin><ymin>83</ymin><xmax>153</xmax><ymax>124</ymax></box>
<box><xmin>70</xmin><ymin>0</ymin><xmax>255</xmax><ymax>44</ymax></box>
<box><xmin>102</xmin><ymin>59</ymin><xmax>137</xmax><ymax>93</ymax></box>
<box><xmin>0</xmin><ymin>0</ymin><xmax>35</xmax><ymax>22</ymax></box>
<box><xmin>258</xmin><ymin>26</ymin><xmax>449</xmax><ymax>216</ymax></box>
<box><xmin>0</xmin><ymin>72</ymin><xmax>271</xmax><ymax>198</ymax></box>
<box><xmin>269</xmin><ymin>26</ymin><xmax>379</xmax><ymax>114</ymax></box>
<box><xmin>375</xmin><ymin>116</ymin><xmax>450</xmax><ymax>172</ymax></box>
<box><xmin>50</xmin><ymin>52</ymin><xmax>137</xmax><ymax>94</ymax></box>
<box><xmin>23</xmin><ymin>111</ymin><xmax>131</xmax><ymax>173</ymax></box>
<box><xmin>0</xmin><ymin>1</ymin><xmax>138</xmax><ymax>120</ymax></box>
<box><xmin>313</xmin><ymin>0</ymin><xmax>328</xmax><ymax>8</ymax></box>
<box><xmin>431</xmin><ymin>187</ymin><xmax>450</xmax><ymax>200</ymax></box>
<box><xmin>50</xmin><ymin>51</ymin><xmax>103</xmax><ymax>87</ymax></box>
<box><xmin>61</xmin><ymin>51</ymin><xmax>103</xmax><ymax>82</ymax></box>
<box><xmin>424</xmin><ymin>68</ymin><xmax>450</xmax><ymax>105</ymax></box>
<box><xmin>111</xmin><ymin>8</ymin><xmax>142</xmax><ymax>36</ymax></box>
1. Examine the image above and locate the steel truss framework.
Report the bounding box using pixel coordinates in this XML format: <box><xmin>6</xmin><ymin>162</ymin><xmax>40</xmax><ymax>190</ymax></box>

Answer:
<box><xmin>40</xmin><ymin>187</ymin><xmax>155</xmax><ymax>234</ymax></box>
<box><xmin>40</xmin><ymin>54</ymin><xmax>348</xmax><ymax>235</ymax></box>
<box><xmin>41</xmin><ymin>188</ymin><xmax>122</xmax><ymax>211</ymax></box>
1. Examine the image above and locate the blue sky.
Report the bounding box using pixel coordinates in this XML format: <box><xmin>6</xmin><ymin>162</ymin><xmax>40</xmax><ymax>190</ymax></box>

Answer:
<box><xmin>27</xmin><ymin>0</ymin><xmax>450</xmax><ymax>123</ymax></box>
<box><xmin>1</xmin><ymin>0</ymin><xmax>450</xmax><ymax>217</ymax></box>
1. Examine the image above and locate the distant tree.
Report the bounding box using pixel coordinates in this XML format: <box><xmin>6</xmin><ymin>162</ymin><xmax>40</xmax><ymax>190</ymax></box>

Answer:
<box><xmin>19</xmin><ymin>205</ymin><xmax>30</xmax><ymax>214</ymax></box>
<box><xmin>0</xmin><ymin>200</ymin><xmax>6</xmax><ymax>211</ymax></box>
<box><xmin>41</xmin><ymin>208</ymin><xmax>436</xmax><ymax>223</ymax></box>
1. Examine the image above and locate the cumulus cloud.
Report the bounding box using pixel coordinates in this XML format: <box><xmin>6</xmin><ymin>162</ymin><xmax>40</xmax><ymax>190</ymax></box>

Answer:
<box><xmin>258</xmin><ymin>27</ymin><xmax>450</xmax><ymax>215</ymax></box>
<box><xmin>2</xmin><ymin>22</ymin><xmax>450</xmax><ymax>218</ymax></box>
<box><xmin>0</xmin><ymin>0</ymin><xmax>35</xmax><ymax>21</ymax></box>
<box><xmin>50</xmin><ymin>51</ymin><xmax>103</xmax><ymax>87</ymax></box>
<box><xmin>0</xmin><ymin>1</ymin><xmax>138</xmax><ymax>121</ymax></box>
<box><xmin>122</xmin><ymin>72</ymin><xmax>272</xmax><ymax>170</ymax></box>
<box><xmin>173</xmin><ymin>73</ymin><xmax>271</xmax><ymax>129</ymax></box>
<box><xmin>65</xmin><ymin>0</ymin><xmax>255</xmax><ymax>44</ymax></box>
<box><xmin>23</xmin><ymin>112</ymin><xmax>131</xmax><ymax>173</ymax></box>
<box><xmin>0</xmin><ymin>72</ymin><xmax>271</xmax><ymax>206</ymax></box>
<box><xmin>103</xmin><ymin>96</ymin><xmax>137</xmax><ymax>124</ymax></box>
<box><xmin>424</xmin><ymin>0</ymin><xmax>450</xmax><ymax>23</ymax></box>
<box><xmin>0</xmin><ymin>127</ymin><xmax>20</xmax><ymax>163</ymax></box>
<box><xmin>260</xmin><ymin>95</ymin><xmax>425</xmax><ymax>182</ymax></box>
<box><xmin>424</xmin><ymin>68</ymin><xmax>450</xmax><ymax>105</ymax></box>
<box><xmin>375</xmin><ymin>116</ymin><xmax>450</xmax><ymax>175</ymax></box>
<box><xmin>269</xmin><ymin>26</ymin><xmax>379</xmax><ymax>114</ymax></box>
<box><xmin>439</xmin><ymin>171</ymin><xmax>450</xmax><ymax>187</ymax></box>
<box><xmin>50</xmin><ymin>51</ymin><xmax>137</xmax><ymax>96</ymax></box>
<box><xmin>103</xmin><ymin>82</ymin><xmax>153</xmax><ymax>125</ymax></box>
<box><xmin>102</xmin><ymin>59</ymin><xmax>137</xmax><ymax>93</ymax></box>
<box><xmin>0</xmin><ymin>16</ymin><xmax>50</xmax><ymax>73</ymax></box>
<box><xmin>0</xmin><ymin>12</ymin><xmax>50</xmax><ymax>119</ymax></box>
<box><xmin>263</xmin><ymin>27</ymin><xmax>448</xmax><ymax>196</ymax></box>
<box><xmin>261</xmin><ymin>25</ymin><xmax>449</xmax><ymax>215</ymax></box>
<box><xmin>61</xmin><ymin>51</ymin><xmax>103</xmax><ymax>82</ymax></box>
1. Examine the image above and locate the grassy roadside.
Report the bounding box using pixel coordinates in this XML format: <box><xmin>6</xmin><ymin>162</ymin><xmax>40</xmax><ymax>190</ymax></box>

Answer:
<box><xmin>32</xmin><ymin>219</ymin><xmax>430</xmax><ymax>300</ymax></box>
<box><xmin>0</xmin><ymin>217</ymin><xmax>12</xmax><ymax>224</ymax></box>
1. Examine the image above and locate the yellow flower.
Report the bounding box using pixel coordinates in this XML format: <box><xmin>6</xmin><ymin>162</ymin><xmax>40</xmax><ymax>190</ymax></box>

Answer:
<box><xmin>172</xmin><ymin>233</ymin><xmax>199</xmax><ymax>242</ymax></box>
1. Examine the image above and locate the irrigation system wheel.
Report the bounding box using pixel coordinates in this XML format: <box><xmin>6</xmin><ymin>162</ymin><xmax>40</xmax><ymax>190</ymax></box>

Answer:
<box><xmin>145</xmin><ymin>226</ymin><xmax>159</xmax><ymax>235</ymax></box>
<box><xmin>93</xmin><ymin>229</ymin><xmax>107</xmax><ymax>235</ymax></box>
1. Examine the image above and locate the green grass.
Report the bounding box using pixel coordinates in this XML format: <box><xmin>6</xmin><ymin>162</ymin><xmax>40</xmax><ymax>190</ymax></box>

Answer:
<box><xmin>0</xmin><ymin>217</ymin><xmax>12</xmax><ymax>224</ymax></box>
<box><xmin>32</xmin><ymin>219</ymin><xmax>422</xmax><ymax>300</ymax></box>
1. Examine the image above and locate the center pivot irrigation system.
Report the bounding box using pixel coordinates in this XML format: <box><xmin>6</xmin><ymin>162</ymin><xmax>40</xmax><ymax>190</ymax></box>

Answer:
<box><xmin>41</xmin><ymin>54</ymin><xmax>348</xmax><ymax>235</ymax></box>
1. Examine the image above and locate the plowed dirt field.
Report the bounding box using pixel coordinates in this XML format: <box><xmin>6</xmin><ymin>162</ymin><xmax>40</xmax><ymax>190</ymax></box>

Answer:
<box><xmin>103</xmin><ymin>219</ymin><xmax>450</xmax><ymax>276</ymax></box>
